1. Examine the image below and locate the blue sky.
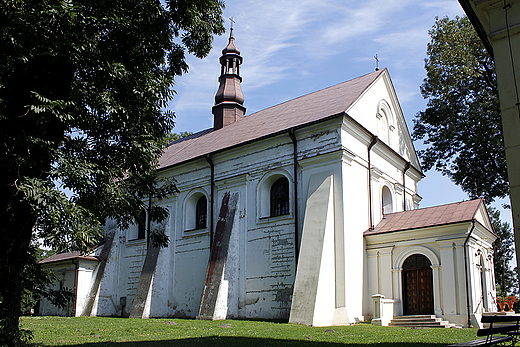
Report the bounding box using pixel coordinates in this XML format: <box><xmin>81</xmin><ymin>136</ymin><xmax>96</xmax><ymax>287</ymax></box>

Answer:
<box><xmin>167</xmin><ymin>0</ymin><xmax>512</xmax><ymax>225</ymax></box>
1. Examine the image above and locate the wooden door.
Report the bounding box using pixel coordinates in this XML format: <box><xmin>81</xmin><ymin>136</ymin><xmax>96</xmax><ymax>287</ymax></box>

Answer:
<box><xmin>403</xmin><ymin>254</ymin><xmax>433</xmax><ymax>315</ymax></box>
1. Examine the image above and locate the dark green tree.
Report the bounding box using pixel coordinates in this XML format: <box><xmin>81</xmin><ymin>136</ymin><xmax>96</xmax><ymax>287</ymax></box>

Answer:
<box><xmin>0</xmin><ymin>1</ymin><xmax>224</xmax><ymax>345</ymax></box>
<box><xmin>413</xmin><ymin>16</ymin><xmax>507</xmax><ymax>203</ymax></box>
<box><xmin>489</xmin><ymin>207</ymin><xmax>518</xmax><ymax>296</ymax></box>
<box><xmin>162</xmin><ymin>131</ymin><xmax>194</xmax><ymax>147</ymax></box>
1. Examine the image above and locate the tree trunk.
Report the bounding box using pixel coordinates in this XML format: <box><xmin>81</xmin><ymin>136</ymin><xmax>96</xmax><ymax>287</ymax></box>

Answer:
<box><xmin>0</xmin><ymin>50</ymin><xmax>74</xmax><ymax>345</ymax></box>
<box><xmin>0</xmin><ymin>186</ymin><xmax>36</xmax><ymax>346</ymax></box>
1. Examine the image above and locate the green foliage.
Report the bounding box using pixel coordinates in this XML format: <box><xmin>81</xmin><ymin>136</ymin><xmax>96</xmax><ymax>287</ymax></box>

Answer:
<box><xmin>20</xmin><ymin>241</ymin><xmax>74</xmax><ymax>315</ymax></box>
<box><xmin>1</xmin><ymin>0</ymin><xmax>224</xmax><ymax>250</ymax></box>
<box><xmin>21</xmin><ymin>316</ymin><xmax>478</xmax><ymax>346</ymax></box>
<box><xmin>0</xmin><ymin>0</ymin><xmax>224</xmax><ymax>345</ymax></box>
<box><xmin>0</xmin><ymin>294</ymin><xmax>33</xmax><ymax>347</ymax></box>
<box><xmin>489</xmin><ymin>207</ymin><xmax>518</xmax><ymax>296</ymax></box>
<box><xmin>413</xmin><ymin>16</ymin><xmax>506</xmax><ymax>203</ymax></box>
<box><xmin>18</xmin><ymin>178</ymin><xmax>104</xmax><ymax>252</ymax></box>
<box><xmin>163</xmin><ymin>131</ymin><xmax>194</xmax><ymax>146</ymax></box>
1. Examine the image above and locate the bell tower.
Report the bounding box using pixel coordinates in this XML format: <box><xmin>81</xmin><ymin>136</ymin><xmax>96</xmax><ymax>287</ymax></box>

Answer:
<box><xmin>212</xmin><ymin>25</ymin><xmax>246</xmax><ymax>129</ymax></box>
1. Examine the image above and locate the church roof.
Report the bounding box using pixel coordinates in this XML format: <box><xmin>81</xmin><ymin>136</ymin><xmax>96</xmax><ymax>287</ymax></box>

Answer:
<box><xmin>364</xmin><ymin>199</ymin><xmax>484</xmax><ymax>236</ymax></box>
<box><xmin>39</xmin><ymin>251</ymin><xmax>99</xmax><ymax>265</ymax></box>
<box><xmin>159</xmin><ymin>69</ymin><xmax>385</xmax><ymax>170</ymax></box>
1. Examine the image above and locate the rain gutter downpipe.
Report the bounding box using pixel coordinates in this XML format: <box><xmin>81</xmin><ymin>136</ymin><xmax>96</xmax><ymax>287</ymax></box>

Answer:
<box><xmin>403</xmin><ymin>161</ymin><xmax>411</xmax><ymax>211</ymax></box>
<box><xmin>289</xmin><ymin>129</ymin><xmax>299</xmax><ymax>262</ymax></box>
<box><xmin>368</xmin><ymin>135</ymin><xmax>378</xmax><ymax>230</ymax></box>
<box><xmin>464</xmin><ymin>219</ymin><xmax>476</xmax><ymax>328</ymax></box>
<box><xmin>206</xmin><ymin>154</ymin><xmax>215</xmax><ymax>250</ymax></box>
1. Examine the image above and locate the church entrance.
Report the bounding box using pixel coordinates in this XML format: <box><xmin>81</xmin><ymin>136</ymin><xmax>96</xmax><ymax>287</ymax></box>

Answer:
<box><xmin>403</xmin><ymin>254</ymin><xmax>434</xmax><ymax>315</ymax></box>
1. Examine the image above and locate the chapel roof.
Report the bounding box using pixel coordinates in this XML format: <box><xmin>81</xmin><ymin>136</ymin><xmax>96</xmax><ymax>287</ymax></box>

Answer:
<box><xmin>159</xmin><ymin>68</ymin><xmax>386</xmax><ymax>170</ymax></box>
<box><xmin>364</xmin><ymin>199</ymin><xmax>485</xmax><ymax>236</ymax></box>
<box><xmin>39</xmin><ymin>251</ymin><xmax>99</xmax><ymax>265</ymax></box>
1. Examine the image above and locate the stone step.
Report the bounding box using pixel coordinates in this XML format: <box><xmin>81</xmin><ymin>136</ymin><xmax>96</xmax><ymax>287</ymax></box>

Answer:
<box><xmin>390</xmin><ymin>321</ymin><xmax>447</xmax><ymax>325</ymax></box>
<box><xmin>394</xmin><ymin>315</ymin><xmax>436</xmax><ymax>320</ymax></box>
<box><xmin>391</xmin><ymin>319</ymin><xmax>445</xmax><ymax>323</ymax></box>
<box><xmin>389</xmin><ymin>315</ymin><xmax>462</xmax><ymax>328</ymax></box>
<box><xmin>390</xmin><ymin>316</ymin><xmax>440</xmax><ymax>323</ymax></box>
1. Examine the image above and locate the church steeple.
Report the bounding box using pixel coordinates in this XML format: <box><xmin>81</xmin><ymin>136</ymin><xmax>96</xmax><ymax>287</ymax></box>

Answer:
<box><xmin>212</xmin><ymin>25</ymin><xmax>246</xmax><ymax>129</ymax></box>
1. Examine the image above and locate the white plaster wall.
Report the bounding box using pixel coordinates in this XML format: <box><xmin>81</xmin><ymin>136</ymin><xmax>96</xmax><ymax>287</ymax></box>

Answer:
<box><xmin>39</xmin><ymin>262</ymin><xmax>76</xmax><ymax>316</ymax></box>
<box><xmin>75</xmin><ymin>261</ymin><xmax>97</xmax><ymax>317</ymax></box>
<box><xmin>313</xmin><ymin>179</ymin><xmax>337</xmax><ymax>326</ymax></box>
<box><xmin>289</xmin><ymin>171</ymin><xmax>335</xmax><ymax>326</ymax></box>
<box><xmin>91</xmin><ymin>237</ymin><xmax>121</xmax><ymax>316</ymax></box>
<box><xmin>339</xmin><ymin>159</ymin><xmax>367</xmax><ymax>323</ymax></box>
<box><xmin>172</xmin><ymin>231</ymin><xmax>210</xmax><ymax>318</ymax></box>
<box><xmin>149</xmin><ymin>216</ymin><xmax>173</xmax><ymax>317</ymax></box>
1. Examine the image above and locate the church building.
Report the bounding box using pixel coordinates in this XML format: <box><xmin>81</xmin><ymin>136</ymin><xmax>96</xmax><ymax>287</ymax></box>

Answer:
<box><xmin>40</xmin><ymin>29</ymin><xmax>498</xmax><ymax>328</ymax></box>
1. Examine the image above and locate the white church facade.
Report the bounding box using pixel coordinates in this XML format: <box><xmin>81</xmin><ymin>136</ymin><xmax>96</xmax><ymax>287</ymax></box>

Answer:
<box><xmin>40</xmin><ymin>30</ymin><xmax>498</xmax><ymax>328</ymax></box>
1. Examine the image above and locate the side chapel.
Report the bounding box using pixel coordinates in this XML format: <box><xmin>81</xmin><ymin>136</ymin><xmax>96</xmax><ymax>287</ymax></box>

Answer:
<box><xmin>40</xmin><ymin>28</ymin><xmax>498</xmax><ymax>328</ymax></box>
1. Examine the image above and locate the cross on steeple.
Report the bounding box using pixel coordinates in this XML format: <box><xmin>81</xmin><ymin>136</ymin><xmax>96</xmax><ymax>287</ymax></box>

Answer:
<box><xmin>229</xmin><ymin>17</ymin><xmax>235</xmax><ymax>29</ymax></box>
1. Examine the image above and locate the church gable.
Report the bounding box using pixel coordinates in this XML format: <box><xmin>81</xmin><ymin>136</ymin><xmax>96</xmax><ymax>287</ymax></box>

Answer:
<box><xmin>345</xmin><ymin>69</ymin><xmax>420</xmax><ymax>170</ymax></box>
<box><xmin>474</xmin><ymin>201</ymin><xmax>494</xmax><ymax>232</ymax></box>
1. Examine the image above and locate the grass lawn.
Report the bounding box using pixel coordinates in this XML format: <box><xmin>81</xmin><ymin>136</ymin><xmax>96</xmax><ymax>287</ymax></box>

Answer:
<box><xmin>21</xmin><ymin>316</ymin><xmax>478</xmax><ymax>347</ymax></box>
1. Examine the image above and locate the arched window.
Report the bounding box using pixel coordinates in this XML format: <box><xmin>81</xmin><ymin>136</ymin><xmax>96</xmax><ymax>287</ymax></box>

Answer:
<box><xmin>196</xmin><ymin>195</ymin><xmax>207</xmax><ymax>229</ymax></box>
<box><xmin>184</xmin><ymin>190</ymin><xmax>209</xmax><ymax>231</ymax></box>
<box><xmin>382</xmin><ymin>186</ymin><xmax>393</xmax><ymax>215</ymax></box>
<box><xmin>137</xmin><ymin>209</ymin><xmax>146</xmax><ymax>240</ymax></box>
<box><xmin>270</xmin><ymin>177</ymin><xmax>289</xmax><ymax>217</ymax></box>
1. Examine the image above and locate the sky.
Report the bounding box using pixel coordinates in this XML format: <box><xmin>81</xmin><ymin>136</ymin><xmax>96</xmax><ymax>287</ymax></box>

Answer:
<box><xmin>166</xmin><ymin>0</ymin><xmax>513</xmax><ymax>226</ymax></box>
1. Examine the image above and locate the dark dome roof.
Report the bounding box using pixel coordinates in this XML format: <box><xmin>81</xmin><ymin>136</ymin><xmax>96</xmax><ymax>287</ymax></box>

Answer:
<box><xmin>222</xmin><ymin>28</ymin><xmax>240</xmax><ymax>55</ymax></box>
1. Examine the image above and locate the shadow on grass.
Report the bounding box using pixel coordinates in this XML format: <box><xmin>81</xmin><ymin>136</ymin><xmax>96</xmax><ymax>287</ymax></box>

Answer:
<box><xmin>30</xmin><ymin>336</ymin><xmax>451</xmax><ymax>347</ymax></box>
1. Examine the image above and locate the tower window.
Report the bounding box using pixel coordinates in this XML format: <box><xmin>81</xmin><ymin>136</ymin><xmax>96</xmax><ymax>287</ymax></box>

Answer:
<box><xmin>270</xmin><ymin>177</ymin><xmax>289</xmax><ymax>217</ymax></box>
<box><xmin>196</xmin><ymin>195</ymin><xmax>207</xmax><ymax>229</ymax></box>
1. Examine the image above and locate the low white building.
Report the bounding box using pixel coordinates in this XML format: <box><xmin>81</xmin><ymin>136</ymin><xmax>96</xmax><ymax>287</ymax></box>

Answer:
<box><xmin>39</xmin><ymin>251</ymin><xmax>99</xmax><ymax>317</ymax></box>
<box><xmin>40</xmin><ymin>30</ymin><xmax>498</xmax><ymax>327</ymax></box>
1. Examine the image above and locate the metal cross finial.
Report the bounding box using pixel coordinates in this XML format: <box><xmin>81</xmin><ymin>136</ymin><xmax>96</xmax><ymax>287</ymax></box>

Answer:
<box><xmin>374</xmin><ymin>54</ymin><xmax>379</xmax><ymax>71</ymax></box>
<box><xmin>229</xmin><ymin>17</ymin><xmax>235</xmax><ymax>29</ymax></box>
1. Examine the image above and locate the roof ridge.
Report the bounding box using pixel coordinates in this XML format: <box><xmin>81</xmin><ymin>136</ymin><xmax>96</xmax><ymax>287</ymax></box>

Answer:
<box><xmin>245</xmin><ymin>69</ymin><xmax>386</xmax><ymax>119</ymax></box>
<box><xmin>167</xmin><ymin>128</ymin><xmax>214</xmax><ymax>147</ymax></box>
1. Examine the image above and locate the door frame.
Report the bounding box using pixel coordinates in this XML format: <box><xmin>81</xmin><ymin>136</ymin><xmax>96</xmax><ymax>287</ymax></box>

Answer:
<box><xmin>402</xmin><ymin>255</ymin><xmax>434</xmax><ymax>315</ymax></box>
<box><xmin>393</xmin><ymin>247</ymin><xmax>442</xmax><ymax>317</ymax></box>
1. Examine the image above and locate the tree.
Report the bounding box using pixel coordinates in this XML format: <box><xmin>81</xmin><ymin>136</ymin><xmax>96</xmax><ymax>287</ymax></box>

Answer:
<box><xmin>489</xmin><ymin>207</ymin><xmax>518</xmax><ymax>296</ymax></box>
<box><xmin>162</xmin><ymin>131</ymin><xmax>194</xmax><ymax>147</ymax></box>
<box><xmin>20</xmin><ymin>241</ymin><xmax>74</xmax><ymax>316</ymax></box>
<box><xmin>413</xmin><ymin>16</ymin><xmax>507</xmax><ymax>203</ymax></box>
<box><xmin>0</xmin><ymin>1</ymin><xmax>224</xmax><ymax>345</ymax></box>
